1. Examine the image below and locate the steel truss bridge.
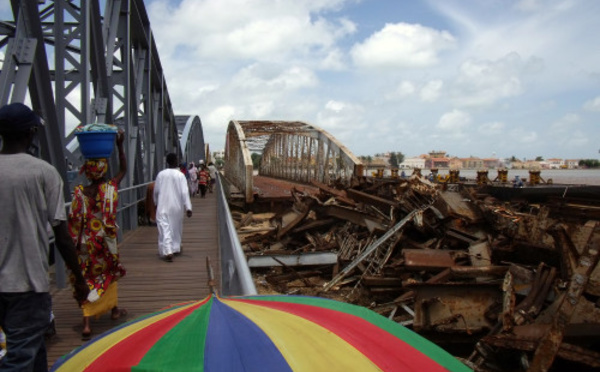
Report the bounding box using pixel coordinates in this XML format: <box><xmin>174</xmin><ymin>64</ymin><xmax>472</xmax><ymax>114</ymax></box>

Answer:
<box><xmin>224</xmin><ymin>120</ymin><xmax>363</xmax><ymax>203</ymax></box>
<box><xmin>0</xmin><ymin>0</ymin><xmax>205</xmax><ymax>233</ymax></box>
<box><xmin>0</xmin><ymin>0</ymin><xmax>362</xmax><ymax>291</ymax></box>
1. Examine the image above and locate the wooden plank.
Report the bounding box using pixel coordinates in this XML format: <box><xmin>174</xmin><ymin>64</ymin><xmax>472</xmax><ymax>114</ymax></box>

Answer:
<box><xmin>46</xmin><ymin>192</ymin><xmax>220</xmax><ymax>368</ymax></box>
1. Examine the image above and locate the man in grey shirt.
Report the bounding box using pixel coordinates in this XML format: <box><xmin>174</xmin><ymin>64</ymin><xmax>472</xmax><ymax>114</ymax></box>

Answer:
<box><xmin>0</xmin><ymin>103</ymin><xmax>89</xmax><ymax>371</ymax></box>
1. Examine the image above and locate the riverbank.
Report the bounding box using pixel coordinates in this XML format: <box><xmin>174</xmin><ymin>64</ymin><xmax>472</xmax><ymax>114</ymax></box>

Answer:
<box><xmin>364</xmin><ymin>168</ymin><xmax>600</xmax><ymax>186</ymax></box>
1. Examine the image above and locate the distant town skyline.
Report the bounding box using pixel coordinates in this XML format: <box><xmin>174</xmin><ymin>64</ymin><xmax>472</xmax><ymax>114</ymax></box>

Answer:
<box><xmin>358</xmin><ymin>150</ymin><xmax>588</xmax><ymax>162</ymax></box>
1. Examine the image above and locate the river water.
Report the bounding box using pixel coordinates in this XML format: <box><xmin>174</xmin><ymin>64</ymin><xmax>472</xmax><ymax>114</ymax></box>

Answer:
<box><xmin>366</xmin><ymin>168</ymin><xmax>600</xmax><ymax>185</ymax></box>
<box><xmin>454</xmin><ymin>169</ymin><xmax>600</xmax><ymax>185</ymax></box>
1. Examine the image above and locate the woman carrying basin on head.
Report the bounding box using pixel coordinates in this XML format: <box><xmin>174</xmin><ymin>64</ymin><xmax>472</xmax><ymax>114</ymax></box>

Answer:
<box><xmin>68</xmin><ymin>127</ymin><xmax>128</xmax><ymax>340</ymax></box>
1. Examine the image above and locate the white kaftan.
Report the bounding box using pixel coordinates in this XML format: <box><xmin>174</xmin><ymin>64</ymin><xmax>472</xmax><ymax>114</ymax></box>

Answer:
<box><xmin>188</xmin><ymin>165</ymin><xmax>198</xmax><ymax>196</ymax></box>
<box><xmin>153</xmin><ymin>168</ymin><xmax>192</xmax><ymax>257</ymax></box>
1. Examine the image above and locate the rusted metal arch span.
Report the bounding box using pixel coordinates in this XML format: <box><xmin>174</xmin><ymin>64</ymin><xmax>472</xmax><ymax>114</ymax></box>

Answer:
<box><xmin>224</xmin><ymin>120</ymin><xmax>362</xmax><ymax>203</ymax></box>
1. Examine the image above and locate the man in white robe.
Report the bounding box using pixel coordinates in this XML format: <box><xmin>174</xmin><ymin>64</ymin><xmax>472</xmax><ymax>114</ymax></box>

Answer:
<box><xmin>153</xmin><ymin>153</ymin><xmax>192</xmax><ymax>262</ymax></box>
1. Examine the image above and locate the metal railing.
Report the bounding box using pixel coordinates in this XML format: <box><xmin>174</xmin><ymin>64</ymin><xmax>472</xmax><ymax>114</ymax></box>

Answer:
<box><xmin>53</xmin><ymin>182</ymin><xmax>153</xmax><ymax>288</ymax></box>
<box><xmin>215</xmin><ymin>173</ymin><xmax>257</xmax><ymax>296</ymax></box>
<box><xmin>54</xmin><ymin>176</ymin><xmax>257</xmax><ymax>297</ymax></box>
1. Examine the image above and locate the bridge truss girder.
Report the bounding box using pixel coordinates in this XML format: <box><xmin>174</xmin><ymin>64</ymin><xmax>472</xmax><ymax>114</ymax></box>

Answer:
<box><xmin>179</xmin><ymin>115</ymin><xmax>206</xmax><ymax>166</ymax></box>
<box><xmin>224</xmin><ymin>120</ymin><xmax>363</xmax><ymax>203</ymax></box>
<box><xmin>0</xmin><ymin>0</ymin><xmax>204</xmax><ymax>233</ymax></box>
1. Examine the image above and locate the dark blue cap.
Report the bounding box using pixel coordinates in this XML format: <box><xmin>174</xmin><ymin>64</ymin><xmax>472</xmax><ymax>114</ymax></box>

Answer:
<box><xmin>0</xmin><ymin>103</ymin><xmax>43</xmax><ymax>133</ymax></box>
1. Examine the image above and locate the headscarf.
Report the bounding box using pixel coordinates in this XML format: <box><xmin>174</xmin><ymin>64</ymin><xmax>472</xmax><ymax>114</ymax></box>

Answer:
<box><xmin>80</xmin><ymin>158</ymin><xmax>109</xmax><ymax>181</ymax></box>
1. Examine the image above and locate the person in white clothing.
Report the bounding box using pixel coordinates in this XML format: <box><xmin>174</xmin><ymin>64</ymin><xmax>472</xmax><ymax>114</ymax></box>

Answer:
<box><xmin>188</xmin><ymin>162</ymin><xmax>198</xmax><ymax>197</ymax></box>
<box><xmin>153</xmin><ymin>153</ymin><xmax>192</xmax><ymax>262</ymax></box>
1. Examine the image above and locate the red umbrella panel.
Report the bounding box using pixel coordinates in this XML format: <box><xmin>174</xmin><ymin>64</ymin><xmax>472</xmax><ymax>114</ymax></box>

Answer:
<box><xmin>52</xmin><ymin>294</ymin><xmax>472</xmax><ymax>372</ymax></box>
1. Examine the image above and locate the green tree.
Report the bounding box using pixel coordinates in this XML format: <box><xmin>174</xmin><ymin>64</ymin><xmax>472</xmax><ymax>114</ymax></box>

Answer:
<box><xmin>579</xmin><ymin>159</ymin><xmax>600</xmax><ymax>168</ymax></box>
<box><xmin>389</xmin><ymin>152</ymin><xmax>399</xmax><ymax>168</ymax></box>
<box><xmin>251</xmin><ymin>152</ymin><xmax>262</xmax><ymax>168</ymax></box>
<box><xmin>535</xmin><ymin>156</ymin><xmax>544</xmax><ymax>161</ymax></box>
<box><xmin>510</xmin><ymin>155</ymin><xmax>518</xmax><ymax>162</ymax></box>
<box><xmin>396</xmin><ymin>151</ymin><xmax>405</xmax><ymax>165</ymax></box>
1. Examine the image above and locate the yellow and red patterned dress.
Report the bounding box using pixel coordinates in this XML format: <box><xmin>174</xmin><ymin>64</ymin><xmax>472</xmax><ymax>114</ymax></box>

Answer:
<box><xmin>69</xmin><ymin>179</ymin><xmax>126</xmax><ymax>317</ymax></box>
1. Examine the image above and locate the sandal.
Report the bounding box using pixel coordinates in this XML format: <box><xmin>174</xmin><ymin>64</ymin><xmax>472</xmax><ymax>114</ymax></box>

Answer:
<box><xmin>111</xmin><ymin>308</ymin><xmax>128</xmax><ymax>320</ymax></box>
<box><xmin>81</xmin><ymin>330</ymin><xmax>92</xmax><ymax>341</ymax></box>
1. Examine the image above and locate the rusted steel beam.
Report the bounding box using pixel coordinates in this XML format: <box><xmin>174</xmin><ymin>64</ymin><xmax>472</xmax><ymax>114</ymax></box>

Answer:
<box><xmin>393</xmin><ymin>268</ymin><xmax>452</xmax><ymax>304</ymax></box>
<box><xmin>362</xmin><ymin>277</ymin><xmax>405</xmax><ymax>286</ymax></box>
<box><xmin>483</xmin><ymin>332</ymin><xmax>600</xmax><ymax>368</ymax></box>
<box><xmin>346</xmin><ymin>188</ymin><xmax>400</xmax><ymax>215</ymax></box>
<box><xmin>275</xmin><ymin>196</ymin><xmax>314</xmax><ymax>239</ymax></box>
<box><xmin>411</xmin><ymin>283</ymin><xmax>503</xmax><ymax>333</ymax></box>
<box><xmin>310</xmin><ymin>179</ymin><xmax>356</xmax><ymax>206</ymax></box>
<box><xmin>323</xmin><ymin>209</ymin><xmax>420</xmax><ymax>291</ymax></box>
<box><xmin>315</xmin><ymin>204</ymin><xmax>387</xmax><ymax>232</ymax></box>
<box><xmin>529</xmin><ymin>222</ymin><xmax>600</xmax><ymax>371</ymax></box>
<box><xmin>449</xmin><ymin>266</ymin><xmax>509</xmax><ymax>277</ymax></box>
<box><xmin>290</xmin><ymin>218</ymin><xmax>337</xmax><ymax>234</ymax></box>
<box><xmin>403</xmin><ymin>249</ymin><xmax>464</xmax><ymax>270</ymax></box>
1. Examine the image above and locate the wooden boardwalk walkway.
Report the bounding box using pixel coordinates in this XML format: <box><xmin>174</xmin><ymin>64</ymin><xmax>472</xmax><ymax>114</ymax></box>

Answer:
<box><xmin>46</xmin><ymin>191</ymin><xmax>220</xmax><ymax>368</ymax></box>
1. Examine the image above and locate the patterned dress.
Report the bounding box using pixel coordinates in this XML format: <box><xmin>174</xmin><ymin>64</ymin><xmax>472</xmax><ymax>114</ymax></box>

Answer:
<box><xmin>69</xmin><ymin>180</ymin><xmax>126</xmax><ymax>315</ymax></box>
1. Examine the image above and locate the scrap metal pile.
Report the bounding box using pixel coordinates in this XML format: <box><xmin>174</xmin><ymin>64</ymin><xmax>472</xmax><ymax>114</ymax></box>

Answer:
<box><xmin>232</xmin><ymin>174</ymin><xmax>600</xmax><ymax>371</ymax></box>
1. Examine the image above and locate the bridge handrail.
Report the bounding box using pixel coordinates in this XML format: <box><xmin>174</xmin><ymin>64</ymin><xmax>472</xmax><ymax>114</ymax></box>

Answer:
<box><xmin>53</xmin><ymin>181</ymin><xmax>154</xmax><ymax>288</ymax></box>
<box><xmin>215</xmin><ymin>173</ymin><xmax>257</xmax><ymax>296</ymax></box>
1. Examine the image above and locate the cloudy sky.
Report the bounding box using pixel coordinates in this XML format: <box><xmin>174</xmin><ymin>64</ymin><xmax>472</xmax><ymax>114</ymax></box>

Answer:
<box><xmin>145</xmin><ymin>0</ymin><xmax>600</xmax><ymax>160</ymax></box>
<box><xmin>5</xmin><ymin>0</ymin><xmax>600</xmax><ymax>160</ymax></box>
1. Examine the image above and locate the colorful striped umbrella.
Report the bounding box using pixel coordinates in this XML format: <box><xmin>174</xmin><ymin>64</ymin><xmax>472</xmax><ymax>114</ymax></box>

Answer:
<box><xmin>51</xmin><ymin>294</ymin><xmax>472</xmax><ymax>371</ymax></box>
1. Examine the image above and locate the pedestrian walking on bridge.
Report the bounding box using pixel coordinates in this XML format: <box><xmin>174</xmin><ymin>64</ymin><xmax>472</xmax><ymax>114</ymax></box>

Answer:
<box><xmin>68</xmin><ymin>130</ymin><xmax>128</xmax><ymax>341</ymax></box>
<box><xmin>153</xmin><ymin>153</ymin><xmax>192</xmax><ymax>262</ymax></box>
<box><xmin>0</xmin><ymin>103</ymin><xmax>89</xmax><ymax>371</ymax></box>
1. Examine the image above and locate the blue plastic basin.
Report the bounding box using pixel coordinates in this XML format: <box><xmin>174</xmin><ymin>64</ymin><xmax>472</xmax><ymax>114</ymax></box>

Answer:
<box><xmin>75</xmin><ymin>131</ymin><xmax>117</xmax><ymax>159</ymax></box>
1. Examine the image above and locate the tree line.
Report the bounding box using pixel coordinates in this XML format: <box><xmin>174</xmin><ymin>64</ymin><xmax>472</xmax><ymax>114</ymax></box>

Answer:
<box><xmin>359</xmin><ymin>152</ymin><xmax>405</xmax><ymax>168</ymax></box>
<box><xmin>579</xmin><ymin>159</ymin><xmax>600</xmax><ymax>168</ymax></box>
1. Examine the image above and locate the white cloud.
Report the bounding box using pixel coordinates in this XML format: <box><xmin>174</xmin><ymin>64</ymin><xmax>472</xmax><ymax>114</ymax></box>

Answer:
<box><xmin>583</xmin><ymin>96</ymin><xmax>600</xmax><ymax>112</ymax></box>
<box><xmin>148</xmin><ymin>0</ymin><xmax>356</xmax><ymax>63</ymax></box>
<box><xmin>229</xmin><ymin>63</ymin><xmax>318</xmax><ymax>91</ymax></box>
<box><xmin>420</xmin><ymin>80</ymin><xmax>443</xmax><ymax>102</ymax></box>
<box><xmin>450</xmin><ymin>53</ymin><xmax>542</xmax><ymax>107</ymax></box>
<box><xmin>562</xmin><ymin>130</ymin><xmax>588</xmax><ymax>148</ymax></box>
<box><xmin>550</xmin><ymin>113</ymin><xmax>580</xmax><ymax>135</ymax></box>
<box><xmin>320</xmin><ymin>49</ymin><xmax>346</xmax><ymax>70</ymax></box>
<box><xmin>317</xmin><ymin>100</ymin><xmax>365</xmax><ymax>141</ymax></box>
<box><xmin>205</xmin><ymin>105</ymin><xmax>236</xmax><ymax>126</ymax></box>
<box><xmin>350</xmin><ymin>23</ymin><xmax>456</xmax><ymax>69</ymax></box>
<box><xmin>509</xmin><ymin>127</ymin><xmax>538</xmax><ymax>144</ymax></box>
<box><xmin>514</xmin><ymin>0</ymin><xmax>543</xmax><ymax>12</ymax></box>
<box><xmin>385</xmin><ymin>81</ymin><xmax>416</xmax><ymax>100</ymax></box>
<box><xmin>437</xmin><ymin>109</ymin><xmax>471</xmax><ymax>132</ymax></box>
<box><xmin>478</xmin><ymin>121</ymin><xmax>505</xmax><ymax>135</ymax></box>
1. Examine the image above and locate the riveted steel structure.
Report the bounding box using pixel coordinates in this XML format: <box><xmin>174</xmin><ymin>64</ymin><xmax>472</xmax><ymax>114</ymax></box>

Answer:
<box><xmin>224</xmin><ymin>120</ymin><xmax>363</xmax><ymax>203</ymax></box>
<box><xmin>0</xmin><ymin>0</ymin><xmax>205</xmax><ymax>223</ymax></box>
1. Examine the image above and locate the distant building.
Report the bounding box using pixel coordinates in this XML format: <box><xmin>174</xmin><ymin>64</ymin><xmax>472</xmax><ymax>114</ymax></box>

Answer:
<box><xmin>213</xmin><ymin>149</ymin><xmax>225</xmax><ymax>160</ymax></box>
<box><xmin>565</xmin><ymin>159</ymin><xmax>579</xmax><ymax>169</ymax></box>
<box><xmin>462</xmin><ymin>157</ymin><xmax>484</xmax><ymax>169</ymax></box>
<box><xmin>510</xmin><ymin>160</ymin><xmax>525</xmax><ymax>169</ymax></box>
<box><xmin>482</xmin><ymin>158</ymin><xmax>501</xmax><ymax>169</ymax></box>
<box><xmin>426</xmin><ymin>157</ymin><xmax>450</xmax><ymax>169</ymax></box>
<box><xmin>428</xmin><ymin>150</ymin><xmax>447</xmax><ymax>158</ymax></box>
<box><xmin>546</xmin><ymin>158</ymin><xmax>564</xmax><ymax>169</ymax></box>
<box><xmin>401</xmin><ymin>157</ymin><xmax>426</xmax><ymax>169</ymax></box>
<box><xmin>524</xmin><ymin>160</ymin><xmax>542</xmax><ymax>169</ymax></box>
<box><xmin>449</xmin><ymin>157</ymin><xmax>463</xmax><ymax>169</ymax></box>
